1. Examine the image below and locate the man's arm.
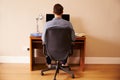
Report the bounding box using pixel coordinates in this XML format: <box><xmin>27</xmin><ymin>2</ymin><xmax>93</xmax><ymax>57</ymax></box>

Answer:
<box><xmin>69</xmin><ymin>22</ymin><xmax>76</xmax><ymax>41</ymax></box>
<box><xmin>42</xmin><ymin>24</ymin><xmax>47</xmax><ymax>44</ymax></box>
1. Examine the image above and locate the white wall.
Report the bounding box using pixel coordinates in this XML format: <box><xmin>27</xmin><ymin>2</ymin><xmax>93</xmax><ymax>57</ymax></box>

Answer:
<box><xmin>0</xmin><ymin>0</ymin><xmax>120</xmax><ymax>58</ymax></box>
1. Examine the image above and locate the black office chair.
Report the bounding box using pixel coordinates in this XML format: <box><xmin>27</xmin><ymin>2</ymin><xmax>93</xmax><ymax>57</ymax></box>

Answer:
<box><xmin>41</xmin><ymin>27</ymin><xmax>75</xmax><ymax>80</ymax></box>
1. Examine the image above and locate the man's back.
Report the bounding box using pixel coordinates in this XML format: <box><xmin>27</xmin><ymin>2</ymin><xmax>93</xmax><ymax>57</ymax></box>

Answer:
<box><xmin>46</xmin><ymin>18</ymin><xmax>72</xmax><ymax>28</ymax></box>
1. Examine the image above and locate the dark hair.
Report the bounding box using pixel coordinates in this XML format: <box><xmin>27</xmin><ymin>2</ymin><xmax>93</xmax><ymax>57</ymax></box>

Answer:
<box><xmin>53</xmin><ymin>4</ymin><xmax>63</xmax><ymax>15</ymax></box>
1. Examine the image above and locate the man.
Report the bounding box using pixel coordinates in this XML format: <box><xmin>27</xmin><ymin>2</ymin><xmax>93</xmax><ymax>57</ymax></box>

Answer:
<box><xmin>42</xmin><ymin>3</ymin><xmax>75</xmax><ymax>68</ymax></box>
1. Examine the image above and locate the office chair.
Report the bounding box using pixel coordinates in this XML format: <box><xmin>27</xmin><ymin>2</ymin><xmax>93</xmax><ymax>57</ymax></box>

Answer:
<box><xmin>41</xmin><ymin>27</ymin><xmax>75</xmax><ymax>80</ymax></box>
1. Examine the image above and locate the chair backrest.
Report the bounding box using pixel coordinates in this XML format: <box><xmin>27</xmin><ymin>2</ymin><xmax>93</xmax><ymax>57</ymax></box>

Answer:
<box><xmin>45</xmin><ymin>27</ymin><xmax>72</xmax><ymax>61</ymax></box>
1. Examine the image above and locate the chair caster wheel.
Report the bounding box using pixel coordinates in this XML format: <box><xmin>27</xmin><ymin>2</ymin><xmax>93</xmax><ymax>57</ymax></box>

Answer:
<box><xmin>72</xmin><ymin>74</ymin><xmax>75</xmax><ymax>78</ymax></box>
<box><xmin>41</xmin><ymin>72</ymin><xmax>44</xmax><ymax>75</ymax></box>
<box><xmin>53</xmin><ymin>78</ymin><xmax>56</xmax><ymax>80</ymax></box>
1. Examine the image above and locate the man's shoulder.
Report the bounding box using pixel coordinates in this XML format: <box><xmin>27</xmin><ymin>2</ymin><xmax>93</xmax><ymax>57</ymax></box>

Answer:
<box><xmin>45</xmin><ymin>20</ymin><xmax>54</xmax><ymax>26</ymax></box>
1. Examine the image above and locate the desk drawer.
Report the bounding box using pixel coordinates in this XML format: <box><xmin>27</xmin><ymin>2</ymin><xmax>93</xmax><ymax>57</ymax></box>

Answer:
<box><xmin>32</xmin><ymin>40</ymin><xmax>43</xmax><ymax>49</ymax></box>
<box><xmin>73</xmin><ymin>42</ymin><xmax>84</xmax><ymax>49</ymax></box>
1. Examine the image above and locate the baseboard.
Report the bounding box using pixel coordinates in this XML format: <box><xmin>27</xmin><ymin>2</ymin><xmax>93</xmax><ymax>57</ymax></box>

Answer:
<box><xmin>0</xmin><ymin>56</ymin><xmax>30</xmax><ymax>63</ymax></box>
<box><xmin>85</xmin><ymin>57</ymin><xmax>120</xmax><ymax>64</ymax></box>
<box><xmin>0</xmin><ymin>56</ymin><xmax>120</xmax><ymax>64</ymax></box>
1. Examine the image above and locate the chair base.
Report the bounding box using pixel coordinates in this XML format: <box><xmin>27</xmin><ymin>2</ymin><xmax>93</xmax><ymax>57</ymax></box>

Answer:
<box><xmin>41</xmin><ymin>62</ymin><xmax>75</xmax><ymax>80</ymax></box>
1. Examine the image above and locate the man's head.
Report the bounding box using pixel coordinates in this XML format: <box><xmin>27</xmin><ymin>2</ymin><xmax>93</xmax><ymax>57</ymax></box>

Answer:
<box><xmin>53</xmin><ymin>4</ymin><xmax>63</xmax><ymax>15</ymax></box>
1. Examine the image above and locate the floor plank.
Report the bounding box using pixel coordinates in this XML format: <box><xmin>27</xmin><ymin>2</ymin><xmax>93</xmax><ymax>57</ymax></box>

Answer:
<box><xmin>0</xmin><ymin>64</ymin><xmax>120</xmax><ymax>80</ymax></box>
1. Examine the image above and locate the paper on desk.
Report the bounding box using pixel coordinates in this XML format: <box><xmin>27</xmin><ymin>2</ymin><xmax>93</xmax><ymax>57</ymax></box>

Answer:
<box><xmin>75</xmin><ymin>33</ymin><xmax>86</xmax><ymax>37</ymax></box>
<box><xmin>30</xmin><ymin>33</ymin><xmax>42</xmax><ymax>37</ymax></box>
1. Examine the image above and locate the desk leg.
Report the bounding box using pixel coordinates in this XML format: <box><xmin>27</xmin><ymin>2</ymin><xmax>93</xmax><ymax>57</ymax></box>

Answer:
<box><xmin>30</xmin><ymin>49</ymin><xmax>32</xmax><ymax>71</ymax></box>
<box><xmin>80</xmin><ymin>46</ymin><xmax>85</xmax><ymax>71</ymax></box>
<box><xmin>30</xmin><ymin>39</ymin><xmax>32</xmax><ymax>71</ymax></box>
<box><xmin>30</xmin><ymin>48</ymin><xmax>34</xmax><ymax>71</ymax></box>
<box><xmin>30</xmin><ymin>41</ymin><xmax>35</xmax><ymax>71</ymax></box>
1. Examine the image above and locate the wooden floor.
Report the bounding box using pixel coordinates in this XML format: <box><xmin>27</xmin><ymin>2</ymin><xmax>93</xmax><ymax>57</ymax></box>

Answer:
<box><xmin>0</xmin><ymin>64</ymin><xmax>120</xmax><ymax>80</ymax></box>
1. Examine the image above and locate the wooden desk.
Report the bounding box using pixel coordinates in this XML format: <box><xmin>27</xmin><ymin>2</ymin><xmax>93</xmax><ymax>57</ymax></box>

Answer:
<box><xmin>30</xmin><ymin>36</ymin><xmax>86</xmax><ymax>71</ymax></box>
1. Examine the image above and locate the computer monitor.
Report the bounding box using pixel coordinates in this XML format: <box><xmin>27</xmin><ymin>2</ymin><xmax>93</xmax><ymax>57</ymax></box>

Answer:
<box><xmin>46</xmin><ymin>14</ymin><xmax>70</xmax><ymax>22</ymax></box>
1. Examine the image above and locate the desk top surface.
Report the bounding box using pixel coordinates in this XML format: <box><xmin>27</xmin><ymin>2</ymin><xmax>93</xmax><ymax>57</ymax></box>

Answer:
<box><xmin>30</xmin><ymin>36</ymin><xmax>86</xmax><ymax>40</ymax></box>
